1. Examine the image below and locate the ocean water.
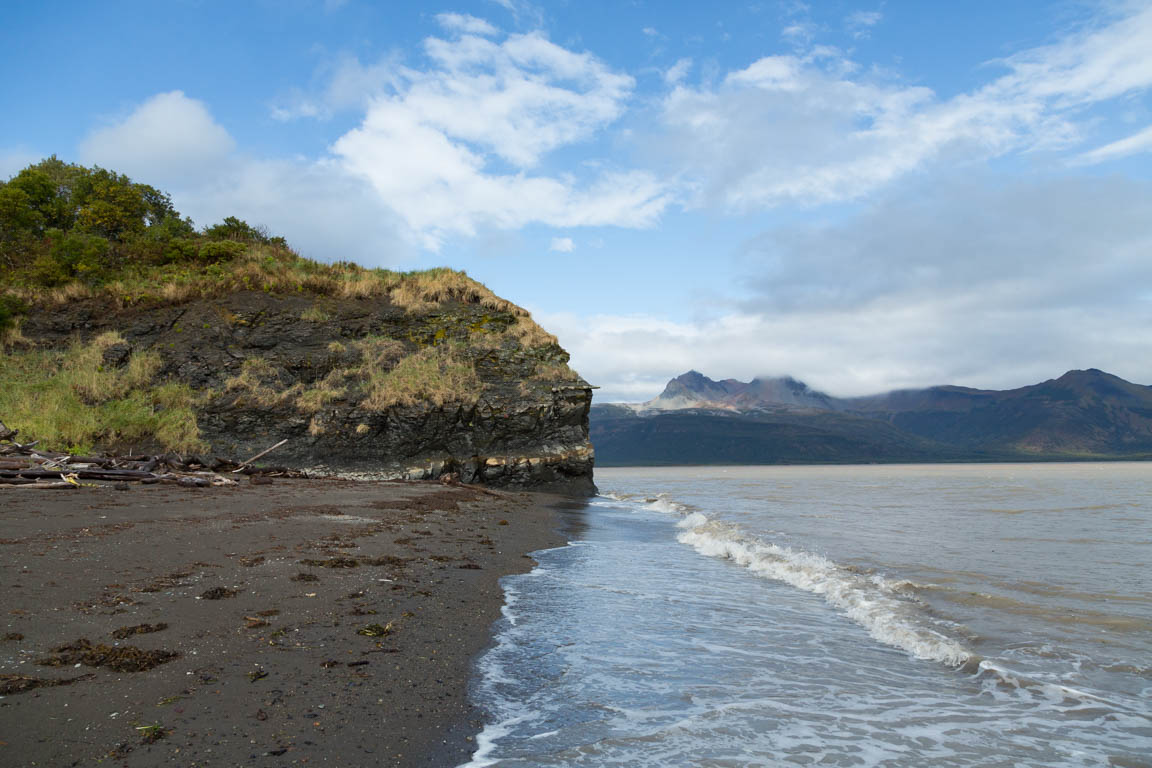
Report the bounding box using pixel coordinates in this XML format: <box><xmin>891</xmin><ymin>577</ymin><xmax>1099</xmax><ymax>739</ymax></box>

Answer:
<box><xmin>463</xmin><ymin>464</ymin><xmax>1152</xmax><ymax>767</ymax></box>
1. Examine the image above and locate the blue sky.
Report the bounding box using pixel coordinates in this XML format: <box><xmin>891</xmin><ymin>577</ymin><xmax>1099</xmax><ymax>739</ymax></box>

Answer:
<box><xmin>4</xmin><ymin>0</ymin><xmax>1152</xmax><ymax>400</ymax></box>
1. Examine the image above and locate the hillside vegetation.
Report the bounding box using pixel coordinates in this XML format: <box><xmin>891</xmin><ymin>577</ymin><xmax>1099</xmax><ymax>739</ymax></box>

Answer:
<box><xmin>0</xmin><ymin>159</ymin><xmax>585</xmax><ymax>460</ymax></box>
<box><xmin>0</xmin><ymin>158</ymin><xmax>548</xmax><ymax>322</ymax></box>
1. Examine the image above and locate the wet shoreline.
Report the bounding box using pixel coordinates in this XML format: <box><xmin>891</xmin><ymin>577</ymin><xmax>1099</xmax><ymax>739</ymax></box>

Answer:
<box><xmin>0</xmin><ymin>477</ymin><xmax>571</xmax><ymax>767</ymax></box>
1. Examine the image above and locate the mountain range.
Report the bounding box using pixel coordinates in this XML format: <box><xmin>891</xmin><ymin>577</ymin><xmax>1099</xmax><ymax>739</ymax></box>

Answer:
<box><xmin>590</xmin><ymin>369</ymin><xmax>1152</xmax><ymax>466</ymax></box>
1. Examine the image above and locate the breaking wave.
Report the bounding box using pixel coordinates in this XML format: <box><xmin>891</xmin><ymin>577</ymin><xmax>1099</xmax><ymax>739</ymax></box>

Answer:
<box><xmin>640</xmin><ymin>496</ymin><xmax>976</xmax><ymax>668</ymax></box>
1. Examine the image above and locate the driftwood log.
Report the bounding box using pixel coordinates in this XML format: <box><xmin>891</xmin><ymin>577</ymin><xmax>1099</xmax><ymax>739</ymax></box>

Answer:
<box><xmin>0</xmin><ymin>432</ymin><xmax>303</xmax><ymax>490</ymax></box>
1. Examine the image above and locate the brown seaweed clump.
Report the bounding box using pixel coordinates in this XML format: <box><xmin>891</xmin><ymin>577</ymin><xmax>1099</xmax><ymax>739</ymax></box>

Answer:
<box><xmin>300</xmin><ymin>557</ymin><xmax>358</xmax><ymax>568</ymax></box>
<box><xmin>0</xmin><ymin>673</ymin><xmax>93</xmax><ymax>695</ymax></box>
<box><xmin>111</xmin><ymin>622</ymin><xmax>168</xmax><ymax>639</ymax></box>
<box><xmin>359</xmin><ymin>555</ymin><xmax>410</xmax><ymax>567</ymax></box>
<box><xmin>199</xmin><ymin>586</ymin><xmax>239</xmax><ymax>600</ymax></box>
<box><xmin>36</xmin><ymin>638</ymin><xmax>179</xmax><ymax>672</ymax></box>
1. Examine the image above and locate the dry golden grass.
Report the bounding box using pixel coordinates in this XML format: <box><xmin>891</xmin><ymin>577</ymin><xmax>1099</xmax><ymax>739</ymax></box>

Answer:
<box><xmin>389</xmin><ymin>268</ymin><xmax>523</xmax><ymax>315</ymax></box>
<box><xmin>226</xmin><ymin>337</ymin><xmax>483</xmax><ymax>415</ymax></box>
<box><xmin>510</xmin><ymin>314</ymin><xmax>558</xmax><ymax>347</ymax></box>
<box><xmin>224</xmin><ymin>357</ymin><xmax>302</xmax><ymax>407</ymax></box>
<box><xmin>531</xmin><ymin>361</ymin><xmax>585</xmax><ymax>383</ymax></box>
<box><xmin>47</xmin><ymin>282</ymin><xmax>93</xmax><ymax>304</ymax></box>
<box><xmin>354</xmin><ymin>337</ymin><xmax>407</xmax><ymax>374</ymax></box>
<box><xmin>334</xmin><ymin>267</ymin><xmax>402</xmax><ymax>299</ymax></box>
<box><xmin>159</xmin><ymin>281</ymin><xmax>198</xmax><ymax>304</ymax></box>
<box><xmin>300</xmin><ymin>306</ymin><xmax>331</xmax><ymax>323</ymax></box>
<box><xmin>296</xmin><ymin>370</ymin><xmax>347</xmax><ymax>413</ymax></box>
<box><xmin>362</xmin><ymin>343</ymin><xmax>480</xmax><ymax>410</ymax></box>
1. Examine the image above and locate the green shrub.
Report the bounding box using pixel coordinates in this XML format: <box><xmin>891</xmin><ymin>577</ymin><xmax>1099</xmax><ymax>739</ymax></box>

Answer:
<box><xmin>199</xmin><ymin>240</ymin><xmax>248</xmax><ymax>263</ymax></box>
<box><xmin>50</xmin><ymin>232</ymin><xmax>111</xmax><ymax>281</ymax></box>
<box><xmin>27</xmin><ymin>252</ymin><xmax>72</xmax><ymax>287</ymax></box>
<box><xmin>162</xmin><ymin>237</ymin><xmax>200</xmax><ymax>264</ymax></box>
<box><xmin>0</xmin><ymin>294</ymin><xmax>26</xmax><ymax>333</ymax></box>
<box><xmin>203</xmin><ymin>216</ymin><xmax>267</xmax><ymax>243</ymax></box>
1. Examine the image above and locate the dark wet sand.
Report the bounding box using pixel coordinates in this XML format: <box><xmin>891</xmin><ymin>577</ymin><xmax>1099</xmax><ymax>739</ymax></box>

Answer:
<box><xmin>0</xmin><ymin>478</ymin><xmax>574</xmax><ymax>767</ymax></box>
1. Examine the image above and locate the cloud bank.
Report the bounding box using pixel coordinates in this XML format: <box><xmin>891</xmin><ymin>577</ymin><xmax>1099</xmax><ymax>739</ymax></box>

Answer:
<box><xmin>330</xmin><ymin>25</ymin><xmax>669</xmax><ymax>248</ymax></box>
<box><xmin>551</xmin><ymin>174</ymin><xmax>1152</xmax><ymax>400</ymax></box>
<box><xmin>656</xmin><ymin>3</ymin><xmax>1152</xmax><ymax>209</ymax></box>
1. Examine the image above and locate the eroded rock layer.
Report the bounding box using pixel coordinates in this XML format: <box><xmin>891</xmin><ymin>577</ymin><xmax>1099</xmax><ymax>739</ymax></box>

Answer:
<box><xmin>20</xmin><ymin>291</ymin><xmax>596</xmax><ymax>494</ymax></box>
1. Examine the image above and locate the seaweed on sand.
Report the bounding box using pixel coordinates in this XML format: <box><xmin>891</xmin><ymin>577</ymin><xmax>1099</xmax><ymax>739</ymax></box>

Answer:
<box><xmin>36</xmin><ymin>638</ymin><xmax>179</xmax><ymax>672</ymax></box>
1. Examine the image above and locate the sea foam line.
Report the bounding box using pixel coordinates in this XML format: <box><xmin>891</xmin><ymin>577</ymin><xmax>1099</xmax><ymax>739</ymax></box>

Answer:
<box><xmin>633</xmin><ymin>495</ymin><xmax>1145</xmax><ymax>711</ymax></box>
<box><xmin>636</xmin><ymin>496</ymin><xmax>975</xmax><ymax>668</ymax></box>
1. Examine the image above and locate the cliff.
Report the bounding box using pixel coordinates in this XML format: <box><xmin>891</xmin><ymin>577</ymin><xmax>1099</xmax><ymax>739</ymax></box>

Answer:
<box><xmin>0</xmin><ymin>161</ymin><xmax>594</xmax><ymax>493</ymax></box>
<box><xmin>10</xmin><ymin>289</ymin><xmax>594</xmax><ymax>492</ymax></box>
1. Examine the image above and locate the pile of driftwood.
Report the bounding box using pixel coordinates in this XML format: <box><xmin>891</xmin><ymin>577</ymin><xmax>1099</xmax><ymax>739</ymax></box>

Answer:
<box><xmin>0</xmin><ymin>423</ymin><xmax>301</xmax><ymax>490</ymax></box>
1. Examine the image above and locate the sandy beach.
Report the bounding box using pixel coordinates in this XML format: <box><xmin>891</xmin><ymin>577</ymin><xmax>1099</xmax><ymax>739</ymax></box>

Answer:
<box><xmin>0</xmin><ymin>478</ymin><xmax>576</xmax><ymax>767</ymax></box>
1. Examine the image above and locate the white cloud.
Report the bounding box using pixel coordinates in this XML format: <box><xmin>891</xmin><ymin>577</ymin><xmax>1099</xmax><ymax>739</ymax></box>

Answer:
<box><xmin>271</xmin><ymin>53</ymin><xmax>406</xmax><ymax>121</ymax></box>
<box><xmin>549</xmin><ymin>236</ymin><xmax>575</xmax><ymax>252</ymax></box>
<box><xmin>486</xmin><ymin>0</ymin><xmax>544</xmax><ymax>27</ymax></box>
<box><xmin>781</xmin><ymin>23</ymin><xmax>813</xmax><ymax>45</ymax></box>
<box><xmin>175</xmin><ymin>156</ymin><xmax>414</xmax><ymax>267</ymax></box>
<box><xmin>656</xmin><ymin>4</ymin><xmax>1152</xmax><ymax>211</ymax></box>
<box><xmin>436</xmin><ymin>12</ymin><xmax>498</xmax><ymax>37</ymax></box>
<box><xmin>990</xmin><ymin>4</ymin><xmax>1152</xmax><ymax>109</ymax></box>
<box><xmin>78</xmin><ymin>91</ymin><xmax>235</xmax><ymax>186</ymax></box>
<box><xmin>407</xmin><ymin>31</ymin><xmax>634</xmax><ymax>166</ymax></box>
<box><xmin>846</xmin><ymin>10</ymin><xmax>882</xmax><ymax>38</ymax></box>
<box><xmin>1073</xmin><ymin>123</ymin><xmax>1152</xmax><ymax>164</ymax></box>
<box><xmin>333</xmin><ymin>29</ymin><xmax>670</xmax><ymax>247</ymax></box>
<box><xmin>663</xmin><ymin>57</ymin><xmax>692</xmax><ymax>85</ymax></box>
<box><xmin>549</xmin><ymin>174</ymin><xmax>1152</xmax><ymax>401</ymax></box>
<box><xmin>73</xmin><ymin>90</ymin><xmax>412</xmax><ymax>266</ymax></box>
<box><xmin>0</xmin><ymin>148</ymin><xmax>41</xmax><ymax>179</ymax></box>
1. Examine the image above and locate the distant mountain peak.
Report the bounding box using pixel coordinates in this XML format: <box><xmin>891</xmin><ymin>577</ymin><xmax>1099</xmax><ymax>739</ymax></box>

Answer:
<box><xmin>642</xmin><ymin>371</ymin><xmax>835</xmax><ymax>412</ymax></box>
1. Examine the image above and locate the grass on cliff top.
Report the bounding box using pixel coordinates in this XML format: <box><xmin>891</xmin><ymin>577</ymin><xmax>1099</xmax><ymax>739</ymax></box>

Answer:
<box><xmin>3</xmin><ymin>245</ymin><xmax>559</xmax><ymax>349</ymax></box>
<box><xmin>0</xmin><ymin>332</ymin><xmax>204</xmax><ymax>454</ymax></box>
<box><xmin>1</xmin><ymin>158</ymin><xmax>559</xmax><ymax>350</ymax></box>
<box><xmin>6</xmin><ymin>245</ymin><xmax>526</xmax><ymax>315</ymax></box>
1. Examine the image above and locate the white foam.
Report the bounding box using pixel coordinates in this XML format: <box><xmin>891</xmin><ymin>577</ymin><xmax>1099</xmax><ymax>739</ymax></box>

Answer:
<box><xmin>673</xmin><ymin>511</ymin><xmax>974</xmax><ymax>667</ymax></box>
<box><xmin>976</xmin><ymin>659</ymin><xmax>1122</xmax><ymax>708</ymax></box>
<box><xmin>643</xmin><ymin>494</ymin><xmax>691</xmax><ymax>516</ymax></box>
<box><xmin>456</xmin><ymin>711</ymin><xmax>534</xmax><ymax>768</ymax></box>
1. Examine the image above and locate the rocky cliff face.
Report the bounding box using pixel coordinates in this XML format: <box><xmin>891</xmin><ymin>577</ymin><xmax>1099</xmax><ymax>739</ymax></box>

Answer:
<box><xmin>19</xmin><ymin>291</ymin><xmax>596</xmax><ymax>494</ymax></box>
